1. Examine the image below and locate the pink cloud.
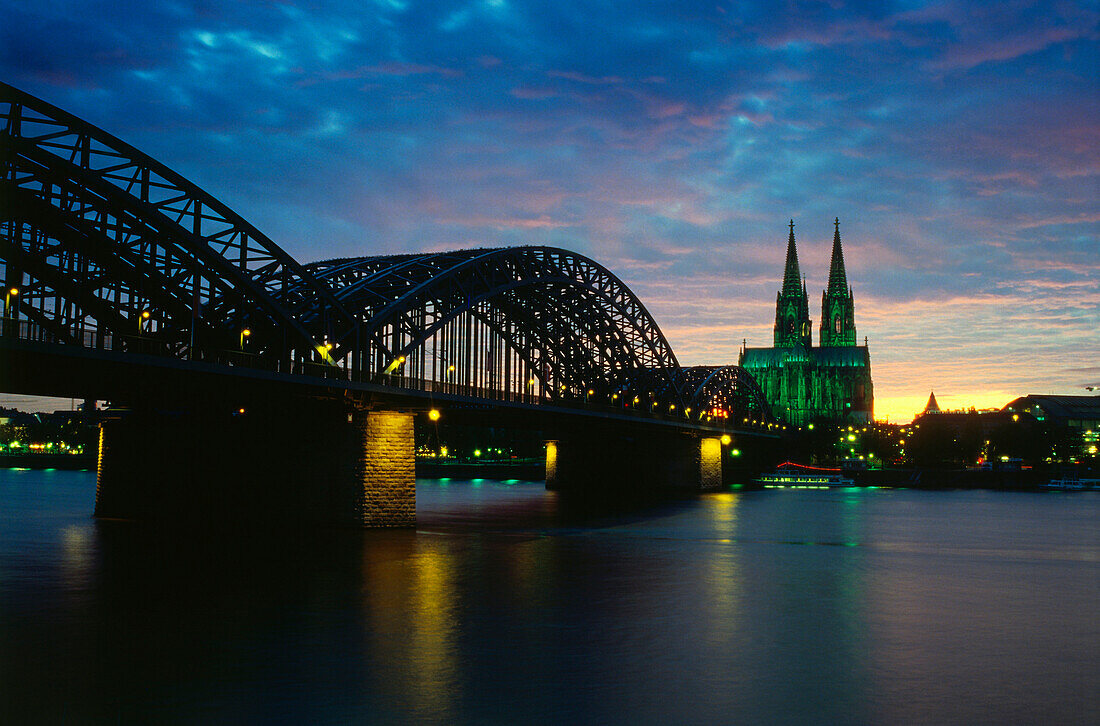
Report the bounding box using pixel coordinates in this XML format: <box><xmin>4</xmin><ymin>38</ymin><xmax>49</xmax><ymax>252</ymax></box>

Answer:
<box><xmin>931</xmin><ymin>26</ymin><xmax>1085</xmax><ymax>71</ymax></box>
<box><xmin>439</xmin><ymin>215</ymin><xmax>571</xmax><ymax>230</ymax></box>
<box><xmin>1016</xmin><ymin>212</ymin><xmax>1100</xmax><ymax>228</ymax></box>
<box><xmin>366</xmin><ymin>62</ymin><xmax>463</xmax><ymax>78</ymax></box>
<box><xmin>649</xmin><ymin>101</ymin><xmax>685</xmax><ymax>119</ymax></box>
<box><xmin>687</xmin><ymin>114</ymin><xmax>723</xmax><ymax>128</ymax></box>
<box><xmin>547</xmin><ymin>70</ymin><xmax>623</xmax><ymax>85</ymax></box>
<box><xmin>510</xmin><ymin>86</ymin><xmax>557</xmax><ymax>100</ymax></box>
<box><xmin>298</xmin><ymin>62</ymin><xmax>463</xmax><ymax>86</ymax></box>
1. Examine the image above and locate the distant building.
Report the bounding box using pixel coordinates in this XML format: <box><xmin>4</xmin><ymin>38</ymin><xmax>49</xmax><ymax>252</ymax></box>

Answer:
<box><xmin>1003</xmin><ymin>395</ymin><xmax>1100</xmax><ymax>431</ymax></box>
<box><xmin>739</xmin><ymin>219</ymin><xmax>873</xmax><ymax>426</ymax></box>
<box><xmin>1003</xmin><ymin>395</ymin><xmax>1100</xmax><ymax>458</ymax></box>
<box><xmin>923</xmin><ymin>391</ymin><xmax>941</xmax><ymax>415</ymax></box>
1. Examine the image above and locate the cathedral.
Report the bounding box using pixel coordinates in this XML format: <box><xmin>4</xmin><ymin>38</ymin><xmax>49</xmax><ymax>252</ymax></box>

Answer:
<box><xmin>739</xmin><ymin>219</ymin><xmax>874</xmax><ymax>426</ymax></box>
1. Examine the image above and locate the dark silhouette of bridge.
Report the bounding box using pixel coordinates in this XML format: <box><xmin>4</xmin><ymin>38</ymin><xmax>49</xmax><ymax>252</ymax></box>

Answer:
<box><xmin>1</xmin><ymin>82</ymin><xmax>777</xmax><ymax>526</ymax></box>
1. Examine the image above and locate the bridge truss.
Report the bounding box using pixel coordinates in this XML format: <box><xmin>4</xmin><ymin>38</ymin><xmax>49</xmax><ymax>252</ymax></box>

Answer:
<box><xmin>0</xmin><ymin>83</ymin><xmax>772</xmax><ymax>425</ymax></box>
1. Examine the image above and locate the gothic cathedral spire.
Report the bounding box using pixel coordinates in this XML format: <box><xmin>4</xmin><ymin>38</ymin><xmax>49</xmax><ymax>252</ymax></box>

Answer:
<box><xmin>820</xmin><ymin>217</ymin><xmax>857</xmax><ymax>346</ymax></box>
<box><xmin>774</xmin><ymin>220</ymin><xmax>812</xmax><ymax>347</ymax></box>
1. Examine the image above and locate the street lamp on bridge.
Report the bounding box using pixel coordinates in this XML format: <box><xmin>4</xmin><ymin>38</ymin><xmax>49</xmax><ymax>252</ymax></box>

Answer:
<box><xmin>3</xmin><ymin>287</ymin><xmax>17</xmax><ymax>317</ymax></box>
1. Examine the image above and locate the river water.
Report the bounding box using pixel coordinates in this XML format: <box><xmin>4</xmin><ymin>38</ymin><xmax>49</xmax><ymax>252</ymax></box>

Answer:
<box><xmin>0</xmin><ymin>468</ymin><xmax>1096</xmax><ymax>724</ymax></box>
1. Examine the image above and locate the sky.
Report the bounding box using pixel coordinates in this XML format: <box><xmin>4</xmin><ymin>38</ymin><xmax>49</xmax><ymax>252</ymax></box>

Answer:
<box><xmin>2</xmin><ymin>0</ymin><xmax>1098</xmax><ymax>422</ymax></box>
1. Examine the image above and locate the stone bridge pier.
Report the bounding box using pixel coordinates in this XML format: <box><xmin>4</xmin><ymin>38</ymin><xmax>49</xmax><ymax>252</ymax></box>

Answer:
<box><xmin>94</xmin><ymin>402</ymin><xmax>416</xmax><ymax>527</ymax></box>
<box><xmin>544</xmin><ymin>430</ymin><xmax>723</xmax><ymax>494</ymax></box>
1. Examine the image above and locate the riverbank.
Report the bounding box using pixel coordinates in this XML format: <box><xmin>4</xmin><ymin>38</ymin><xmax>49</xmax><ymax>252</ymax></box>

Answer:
<box><xmin>415</xmin><ymin>458</ymin><xmax>544</xmax><ymax>480</ymax></box>
<box><xmin>0</xmin><ymin>453</ymin><xmax>94</xmax><ymax>470</ymax></box>
<box><xmin>2</xmin><ymin>455</ymin><xmax>1088</xmax><ymax>492</ymax></box>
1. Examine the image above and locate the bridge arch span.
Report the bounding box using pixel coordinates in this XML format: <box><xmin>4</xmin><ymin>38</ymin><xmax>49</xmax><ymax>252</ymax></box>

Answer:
<box><xmin>306</xmin><ymin>247</ymin><xmax>688</xmax><ymax>406</ymax></box>
<box><xmin>0</xmin><ymin>82</ymin><xmax>354</xmax><ymax>366</ymax></box>
<box><xmin>680</xmin><ymin>365</ymin><xmax>773</xmax><ymax>425</ymax></box>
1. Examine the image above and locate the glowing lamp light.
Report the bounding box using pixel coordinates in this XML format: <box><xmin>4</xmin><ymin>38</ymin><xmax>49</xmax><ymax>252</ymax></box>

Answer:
<box><xmin>242</xmin><ymin>329</ymin><xmax>251</xmax><ymax>337</ymax></box>
<box><xmin>141</xmin><ymin>310</ymin><xmax>151</xmax><ymax>319</ymax></box>
<box><xmin>474</xmin><ymin>449</ymin><xmax>482</xmax><ymax>457</ymax></box>
<box><xmin>720</xmin><ymin>434</ymin><xmax>731</xmax><ymax>445</ymax></box>
<box><xmin>528</xmin><ymin>378</ymin><xmax>536</xmax><ymax>386</ymax></box>
<box><xmin>398</xmin><ymin>356</ymin><xmax>406</xmax><ymax>363</ymax></box>
<box><xmin>448</xmin><ymin>365</ymin><xmax>455</xmax><ymax>372</ymax></box>
<box><xmin>8</xmin><ymin>288</ymin><xmax>17</xmax><ymax>296</ymax></box>
<box><xmin>428</xmin><ymin>409</ymin><xmax>441</xmax><ymax>422</ymax></box>
<box><xmin>731</xmin><ymin>449</ymin><xmax>741</xmax><ymax>457</ymax></box>
<box><xmin>238</xmin><ymin>408</ymin><xmax>245</xmax><ymax>414</ymax></box>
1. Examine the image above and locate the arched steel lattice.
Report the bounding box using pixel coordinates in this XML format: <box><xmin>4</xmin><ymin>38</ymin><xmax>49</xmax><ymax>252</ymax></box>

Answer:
<box><xmin>0</xmin><ymin>81</ymin><xmax>355</xmax><ymax>369</ymax></box>
<box><xmin>680</xmin><ymin>366</ymin><xmax>773</xmax><ymax>424</ymax></box>
<box><xmin>1</xmin><ymin>83</ymin><xmax>771</xmax><ymax>424</ymax></box>
<box><xmin>305</xmin><ymin>248</ymin><xmax>686</xmax><ymax>406</ymax></box>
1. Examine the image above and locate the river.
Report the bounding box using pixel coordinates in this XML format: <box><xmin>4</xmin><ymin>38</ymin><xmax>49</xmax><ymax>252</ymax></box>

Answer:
<box><xmin>0</xmin><ymin>468</ymin><xmax>1096</xmax><ymax>724</ymax></box>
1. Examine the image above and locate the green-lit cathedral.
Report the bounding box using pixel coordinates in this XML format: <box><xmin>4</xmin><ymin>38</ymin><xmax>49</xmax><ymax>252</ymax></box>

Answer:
<box><xmin>739</xmin><ymin>219</ymin><xmax>873</xmax><ymax>426</ymax></box>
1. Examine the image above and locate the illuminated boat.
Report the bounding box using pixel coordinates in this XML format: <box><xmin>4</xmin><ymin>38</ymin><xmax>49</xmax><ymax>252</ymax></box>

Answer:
<box><xmin>1043</xmin><ymin>474</ymin><xmax>1100</xmax><ymax>490</ymax></box>
<box><xmin>755</xmin><ymin>461</ymin><xmax>855</xmax><ymax>489</ymax></box>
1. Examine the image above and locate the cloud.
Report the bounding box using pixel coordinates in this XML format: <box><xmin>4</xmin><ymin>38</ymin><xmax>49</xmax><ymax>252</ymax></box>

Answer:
<box><xmin>546</xmin><ymin>70</ymin><xmax>623</xmax><ymax>85</ymax></box>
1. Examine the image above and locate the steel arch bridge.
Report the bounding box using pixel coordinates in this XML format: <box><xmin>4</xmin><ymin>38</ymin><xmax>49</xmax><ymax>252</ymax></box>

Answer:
<box><xmin>0</xmin><ymin>82</ymin><xmax>771</xmax><ymax>425</ymax></box>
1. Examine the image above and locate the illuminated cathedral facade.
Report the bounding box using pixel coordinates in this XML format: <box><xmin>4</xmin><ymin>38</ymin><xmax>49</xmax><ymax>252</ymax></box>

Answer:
<box><xmin>739</xmin><ymin>219</ymin><xmax>874</xmax><ymax>426</ymax></box>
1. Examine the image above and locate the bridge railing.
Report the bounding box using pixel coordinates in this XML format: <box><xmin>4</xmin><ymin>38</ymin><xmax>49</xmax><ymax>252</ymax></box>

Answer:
<box><xmin>0</xmin><ymin>317</ymin><xmax>774</xmax><ymax>429</ymax></box>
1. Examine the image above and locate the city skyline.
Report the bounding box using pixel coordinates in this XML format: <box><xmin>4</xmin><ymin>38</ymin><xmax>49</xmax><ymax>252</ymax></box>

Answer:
<box><xmin>2</xmin><ymin>1</ymin><xmax>1097</xmax><ymax>422</ymax></box>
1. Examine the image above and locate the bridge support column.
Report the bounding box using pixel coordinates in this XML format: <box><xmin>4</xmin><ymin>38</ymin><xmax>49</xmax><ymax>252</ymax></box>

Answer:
<box><xmin>545</xmin><ymin>433</ymin><xmax>723</xmax><ymax>493</ymax></box>
<box><xmin>95</xmin><ymin>405</ymin><xmax>415</xmax><ymax>527</ymax></box>
<box><xmin>699</xmin><ymin>437</ymin><xmax>722</xmax><ymax>491</ymax></box>
<box><xmin>352</xmin><ymin>410</ymin><xmax>416</xmax><ymax>527</ymax></box>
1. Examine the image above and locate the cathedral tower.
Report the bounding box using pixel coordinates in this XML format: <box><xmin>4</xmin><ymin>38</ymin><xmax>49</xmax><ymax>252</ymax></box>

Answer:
<box><xmin>773</xmin><ymin>220</ymin><xmax>812</xmax><ymax>348</ymax></box>
<box><xmin>740</xmin><ymin>217</ymin><xmax>874</xmax><ymax>426</ymax></box>
<box><xmin>819</xmin><ymin>217</ymin><xmax>857</xmax><ymax>347</ymax></box>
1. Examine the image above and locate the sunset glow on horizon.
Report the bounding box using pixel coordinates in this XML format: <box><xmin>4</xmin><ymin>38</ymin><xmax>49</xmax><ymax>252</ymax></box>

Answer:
<box><xmin>1</xmin><ymin>1</ymin><xmax>1096</xmax><ymax>419</ymax></box>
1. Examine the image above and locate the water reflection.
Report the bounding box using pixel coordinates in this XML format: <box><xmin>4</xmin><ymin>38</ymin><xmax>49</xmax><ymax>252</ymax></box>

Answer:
<box><xmin>0</xmin><ymin>471</ymin><xmax>1096</xmax><ymax>724</ymax></box>
<box><xmin>359</xmin><ymin>534</ymin><xmax>460</xmax><ymax>722</ymax></box>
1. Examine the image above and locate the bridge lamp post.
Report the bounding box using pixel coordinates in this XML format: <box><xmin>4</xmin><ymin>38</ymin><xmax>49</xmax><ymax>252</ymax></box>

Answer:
<box><xmin>3</xmin><ymin>287</ymin><xmax>16</xmax><ymax>319</ymax></box>
<box><xmin>137</xmin><ymin>309</ymin><xmax>150</xmax><ymax>335</ymax></box>
<box><xmin>240</xmin><ymin>328</ymin><xmax>251</xmax><ymax>349</ymax></box>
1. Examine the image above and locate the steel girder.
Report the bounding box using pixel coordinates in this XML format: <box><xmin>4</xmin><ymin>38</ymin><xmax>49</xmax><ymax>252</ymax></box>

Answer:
<box><xmin>0</xmin><ymin>82</ymin><xmax>355</xmax><ymax>366</ymax></box>
<box><xmin>306</xmin><ymin>247</ymin><xmax>688</xmax><ymax>404</ymax></box>
<box><xmin>680</xmin><ymin>365</ymin><xmax>774</xmax><ymax>423</ymax></box>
